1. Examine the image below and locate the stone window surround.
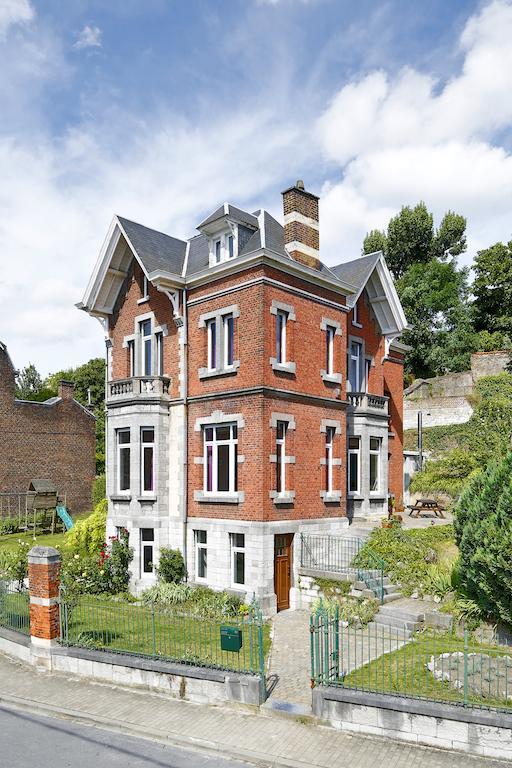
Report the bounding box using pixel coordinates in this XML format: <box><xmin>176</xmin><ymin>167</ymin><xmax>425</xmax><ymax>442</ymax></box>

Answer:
<box><xmin>320</xmin><ymin>317</ymin><xmax>343</xmax><ymax>384</ymax></box>
<box><xmin>347</xmin><ymin>333</ymin><xmax>367</xmax><ymax>393</ymax></box>
<box><xmin>193</xmin><ymin>411</ymin><xmax>245</xmax><ymax>504</ymax></box>
<box><xmin>208</xmin><ymin>222</ymin><xmax>239</xmax><ymax>268</ymax></box>
<box><xmin>270</xmin><ymin>299</ymin><xmax>296</xmax><ymax>374</ymax></box>
<box><xmin>319</xmin><ymin>419</ymin><xmax>342</xmax><ymax>502</ymax></box>
<box><xmin>269</xmin><ymin>412</ymin><xmax>296</xmax><ymax>505</ymax></box>
<box><xmin>198</xmin><ymin>304</ymin><xmax>240</xmax><ymax>379</ymax></box>
<box><xmin>122</xmin><ymin>312</ymin><xmax>168</xmax><ymax>378</ymax></box>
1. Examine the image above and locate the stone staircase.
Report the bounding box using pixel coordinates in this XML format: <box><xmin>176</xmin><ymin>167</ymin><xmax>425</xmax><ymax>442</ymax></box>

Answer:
<box><xmin>350</xmin><ymin>575</ymin><xmax>402</xmax><ymax>604</ymax></box>
<box><xmin>369</xmin><ymin>598</ymin><xmax>426</xmax><ymax>637</ymax></box>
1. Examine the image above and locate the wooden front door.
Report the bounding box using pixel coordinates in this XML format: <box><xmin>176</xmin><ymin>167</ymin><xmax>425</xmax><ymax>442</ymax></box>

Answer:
<box><xmin>274</xmin><ymin>533</ymin><xmax>294</xmax><ymax>611</ymax></box>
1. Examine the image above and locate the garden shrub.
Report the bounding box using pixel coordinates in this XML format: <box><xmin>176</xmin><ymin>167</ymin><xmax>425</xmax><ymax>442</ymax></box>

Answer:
<box><xmin>454</xmin><ymin>451</ymin><xmax>512</xmax><ymax>626</ymax></box>
<box><xmin>0</xmin><ymin>541</ymin><xmax>30</xmax><ymax>590</ymax></box>
<box><xmin>410</xmin><ymin>449</ymin><xmax>479</xmax><ymax>498</ymax></box>
<box><xmin>157</xmin><ymin>547</ymin><xmax>186</xmax><ymax>584</ymax></box>
<box><xmin>0</xmin><ymin>518</ymin><xmax>19</xmax><ymax>535</ymax></box>
<box><xmin>92</xmin><ymin>474</ymin><xmax>106</xmax><ymax>508</ymax></box>
<box><xmin>141</xmin><ymin>583</ymin><xmax>243</xmax><ymax>618</ymax></box>
<box><xmin>61</xmin><ymin>527</ymin><xmax>133</xmax><ymax>599</ymax></box>
<box><xmin>65</xmin><ymin>499</ymin><xmax>107</xmax><ymax>556</ymax></box>
<box><xmin>141</xmin><ymin>582</ymin><xmax>192</xmax><ymax>606</ymax></box>
<box><xmin>312</xmin><ymin>596</ymin><xmax>378</xmax><ymax>626</ymax></box>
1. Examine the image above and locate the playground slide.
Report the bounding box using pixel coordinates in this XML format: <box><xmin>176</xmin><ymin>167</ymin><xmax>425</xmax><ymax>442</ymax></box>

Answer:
<box><xmin>56</xmin><ymin>504</ymin><xmax>74</xmax><ymax>530</ymax></box>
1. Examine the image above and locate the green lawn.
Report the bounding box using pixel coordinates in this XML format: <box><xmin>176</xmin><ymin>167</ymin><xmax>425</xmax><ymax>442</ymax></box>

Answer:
<box><xmin>61</xmin><ymin>595</ymin><xmax>271</xmax><ymax>674</ymax></box>
<box><xmin>0</xmin><ymin>530</ymin><xmax>69</xmax><ymax>554</ymax></box>
<box><xmin>341</xmin><ymin>631</ymin><xmax>512</xmax><ymax>711</ymax></box>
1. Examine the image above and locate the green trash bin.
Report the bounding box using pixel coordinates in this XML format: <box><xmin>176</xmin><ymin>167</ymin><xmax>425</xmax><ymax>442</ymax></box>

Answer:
<box><xmin>220</xmin><ymin>625</ymin><xmax>243</xmax><ymax>652</ymax></box>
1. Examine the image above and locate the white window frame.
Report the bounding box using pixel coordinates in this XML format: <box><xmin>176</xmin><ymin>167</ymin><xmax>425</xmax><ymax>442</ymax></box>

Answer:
<box><xmin>203</xmin><ymin>424</ymin><xmax>238</xmax><ymax>496</ymax></box>
<box><xmin>349</xmin><ymin>341</ymin><xmax>362</xmax><ymax>392</ymax></box>
<box><xmin>230</xmin><ymin>533</ymin><xmax>245</xmax><ymax>587</ymax></box>
<box><xmin>206</xmin><ymin>318</ymin><xmax>217</xmax><ymax>371</ymax></box>
<box><xmin>117</xmin><ymin>428</ymin><xmax>131</xmax><ymax>495</ymax></box>
<box><xmin>326</xmin><ymin>325</ymin><xmax>335</xmax><ymax>376</ymax></box>
<box><xmin>140</xmin><ymin>318</ymin><xmax>152</xmax><ymax>376</ymax></box>
<box><xmin>195</xmin><ymin>530</ymin><xmax>207</xmax><ymax>580</ymax></box>
<box><xmin>128</xmin><ymin>339</ymin><xmax>135</xmax><ymax>377</ymax></box>
<box><xmin>140</xmin><ymin>528</ymin><xmax>154</xmax><ymax>576</ymax></box>
<box><xmin>227</xmin><ymin>233</ymin><xmax>234</xmax><ymax>260</ymax></box>
<box><xmin>223</xmin><ymin>313</ymin><xmax>235</xmax><ymax>369</ymax></box>
<box><xmin>365</xmin><ymin>357</ymin><xmax>372</xmax><ymax>392</ymax></box>
<box><xmin>325</xmin><ymin>426</ymin><xmax>335</xmax><ymax>493</ymax></box>
<box><xmin>276</xmin><ymin>420</ymin><xmax>288</xmax><ymax>494</ymax></box>
<box><xmin>214</xmin><ymin>239</ymin><xmax>222</xmax><ymax>264</ymax></box>
<box><xmin>156</xmin><ymin>332</ymin><xmax>164</xmax><ymax>376</ymax></box>
<box><xmin>142</xmin><ymin>274</ymin><xmax>149</xmax><ymax>300</ymax></box>
<box><xmin>369</xmin><ymin>437</ymin><xmax>381</xmax><ymax>494</ymax></box>
<box><xmin>352</xmin><ymin>300</ymin><xmax>362</xmax><ymax>327</ymax></box>
<box><xmin>140</xmin><ymin>427</ymin><xmax>155</xmax><ymax>495</ymax></box>
<box><xmin>276</xmin><ymin>310</ymin><xmax>287</xmax><ymax>365</ymax></box>
<box><xmin>348</xmin><ymin>436</ymin><xmax>360</xmax><ymax>496</ymax></box>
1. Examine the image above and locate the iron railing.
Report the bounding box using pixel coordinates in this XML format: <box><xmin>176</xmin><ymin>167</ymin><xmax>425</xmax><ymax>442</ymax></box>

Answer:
<box><xmin>59</xmin><ymin>593</ymin><xmax>267</xmax><ymax>683</ymax></box>
<box><xmin>0</xmin><ymin>580</ymin><xmax>30</xmax><ymax>635</ymax></box>
<box><xmin>310</xmin><ymin>606</ymin><xmax>512</xmax><ymax>712</ymax></box>
<box><xmin>300</xmin><ymin>534</ymin><xmax>386</xmax><ymax>603</ymax></box>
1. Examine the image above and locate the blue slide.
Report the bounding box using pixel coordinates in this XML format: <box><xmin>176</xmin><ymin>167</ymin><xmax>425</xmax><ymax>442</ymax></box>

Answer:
<box><xmin>56</xmin><ymin>504</ymin><xmax>74</xmax><ymax>530</ymax></box>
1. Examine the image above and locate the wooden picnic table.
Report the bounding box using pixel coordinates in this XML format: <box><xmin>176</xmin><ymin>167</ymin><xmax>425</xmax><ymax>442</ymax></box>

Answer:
<box><xmin>407</xmin><ymin>498</ymin><xmax>446</xmax><ymax>519</ymax></box>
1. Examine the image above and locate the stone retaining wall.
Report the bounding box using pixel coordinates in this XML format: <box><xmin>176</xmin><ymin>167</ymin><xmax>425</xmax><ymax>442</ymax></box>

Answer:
<box><xmin>313</xmin><ymin>686</ymin><xmax>512</xmax><ymax>761</ymax></box>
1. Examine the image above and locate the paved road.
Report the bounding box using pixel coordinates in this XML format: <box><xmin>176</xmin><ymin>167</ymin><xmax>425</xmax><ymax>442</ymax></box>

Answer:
<box><xmin>0</xmin><ymin>705</ymin><xmax>247</xmax><ymax>768</ymax></box>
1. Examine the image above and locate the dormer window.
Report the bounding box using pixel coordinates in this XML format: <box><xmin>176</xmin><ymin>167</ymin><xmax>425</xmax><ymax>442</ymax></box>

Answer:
<box><xmin>209</xmin><ymin>230</ymin><xmax>237</xmax><ymax>267</ymax></box>
<box><xmin>214</xmin><ymin>239</ymin><xmax>222</xmax><ymax>264</ymax></box>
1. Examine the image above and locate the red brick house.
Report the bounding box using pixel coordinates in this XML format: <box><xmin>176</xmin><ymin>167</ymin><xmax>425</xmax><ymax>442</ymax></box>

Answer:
<box><xmin>0</xmin><ymin>341</ymin><xmax>96</xmax><ymax>513</ymax></box>
<box><xmin>79</xmin><ymin>182</ymin><xmax>408</xmax><ymax>612</ymax></box>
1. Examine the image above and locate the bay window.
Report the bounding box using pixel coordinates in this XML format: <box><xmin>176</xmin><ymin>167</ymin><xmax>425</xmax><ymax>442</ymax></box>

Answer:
<box><xmin>370</xmin><ymin>437</ymin><xmax>381</xmax><ymax>493</ymax></box>
<box><xmin>141</xmin><ymin>428</ymin><xmax>155</xmax><ymax>494</ymax></box>
<box><xmin>204</xmin><ymin>424</ymin><xmax>238</xmax><ymax>495</ymax></box>
<box><xmin>348</xmin><ymin>436</ymin><xmax>360</xmax><ymax>495</ymax></box>
<box><xmin>117</xmin><ymin>429</ymin><xmax>131</xmax><ymax>493</ymax></box>
<box><xmin>231</xmin><ymin>533</ymin><xmax>245</xmax><ymax>586</ymax></box>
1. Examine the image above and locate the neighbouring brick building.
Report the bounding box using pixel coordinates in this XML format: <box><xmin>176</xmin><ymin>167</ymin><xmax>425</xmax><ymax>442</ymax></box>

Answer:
<box><xmin>0</xmin><ymin>342</ymin><xmax>96</xmax><ymax>513</ymax></box>
<box><xmin>79</xmin><ymin>181</ymin><xmax>409</xmax><ymax>612</ymax></box>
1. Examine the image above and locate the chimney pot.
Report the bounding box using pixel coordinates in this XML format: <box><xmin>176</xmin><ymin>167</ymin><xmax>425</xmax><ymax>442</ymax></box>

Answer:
<box><xmin>296</xmin><ymin>179</ymin><xmax>305</xmax><ymax>190</ymax></box>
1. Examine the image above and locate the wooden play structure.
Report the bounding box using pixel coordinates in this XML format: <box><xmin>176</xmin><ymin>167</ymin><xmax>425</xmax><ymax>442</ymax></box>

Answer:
<box><xmin>0</xmin><ymin>479</ymin><xmax>73</xmax><ymax>534</ymax></box>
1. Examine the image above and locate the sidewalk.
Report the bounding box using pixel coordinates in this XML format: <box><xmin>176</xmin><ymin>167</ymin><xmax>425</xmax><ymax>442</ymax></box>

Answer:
<box><xmin>0</xmin><ymin>651</ymin><xmax>506</xmax><ymax>767</ymax></box>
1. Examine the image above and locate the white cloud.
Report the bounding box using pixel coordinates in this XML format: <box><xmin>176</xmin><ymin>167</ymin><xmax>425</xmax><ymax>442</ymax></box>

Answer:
<box><xmin>73</xmin><ymin>24</ymin><xmax>102</xmax><ymax>50</ymax></box>
<box><xmin>316</xmin><ymin>0</ymin><xmax>512</xmax><ymax>264</ymax></box>
<box><xmin>0</xmin><ymin>0</ymin><xmax>34</xmax><ymax>38</ymax></box>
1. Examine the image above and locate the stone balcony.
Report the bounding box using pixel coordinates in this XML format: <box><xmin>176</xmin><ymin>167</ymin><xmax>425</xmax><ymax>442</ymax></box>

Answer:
<box><xmin>107</xmin><ymin>376</ymin><xmax>171</xmax><ymax>403</ymax></box>
<box><xmin>347</xmin><ymin>392</ymin><xmax>388</xmax><ymax>415</ymax></box>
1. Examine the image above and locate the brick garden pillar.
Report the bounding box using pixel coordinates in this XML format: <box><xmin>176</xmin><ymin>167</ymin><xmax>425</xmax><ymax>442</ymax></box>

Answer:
<box><xmin>28</xmin><ymin>546</ymin><xmax>61</xmax><ymax>666</ymax></box>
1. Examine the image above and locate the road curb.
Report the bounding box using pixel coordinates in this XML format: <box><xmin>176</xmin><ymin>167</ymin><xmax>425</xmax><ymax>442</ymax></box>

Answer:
<box><xmin>0</xmin><ymin>690</ymin><xmax>319</xmax><ymax>768</ymax></box>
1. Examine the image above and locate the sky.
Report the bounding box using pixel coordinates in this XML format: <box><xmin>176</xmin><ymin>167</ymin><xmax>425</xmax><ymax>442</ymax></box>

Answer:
<box><xmin>1</xmin><ymin>0</ymin><xmax>512</xmax><ymax>375</ymax></box>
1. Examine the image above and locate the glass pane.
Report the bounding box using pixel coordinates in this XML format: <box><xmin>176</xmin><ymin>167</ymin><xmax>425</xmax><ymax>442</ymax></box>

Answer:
<box><xmin>326</xmin><ymin>427</ymin><xmax>334</xmax><ymax>445</ymax></box>
<box><xmin>217</xmin><ymin>444</ymin><xmax>230</xmax><ymax>491</ymax></box>
<box><xmin>276</xmin><ymin>443</ymin><xmax>283</xmax><ymax>491</ymax></box>
<box><xmin>349</xmin><ymin>453</ymin><xmax>358</xmax><ymax>493</ymax></box>
<box><xmin>215</xmin><ymin>240</ymin><xmax>221</xmax><ymax>260</ymax></box>
<box><xmin>233</xmin><ymin>533</ymin><xmax>245</xmax><ymax>548</ymax></box>
<box><xmin>206</xmin><ymin>445</ymin><xmax>213</xmax><ymax>492</ymax></box>
<box><xmin>143</xmin><ymin>446</ymin><xmax>153</xmax><ymax>491</ymax></box>
<box><xmin>198</xmin><ymin>546</ymin><xmax>207</xmax><ymax>578</ymax></box>
<box><xmin>141</xmin><ymin>319</ymin><xmax>151</xmax><ymax>337</ymax></box>
<box><xmin>141</xmin><ymin>528</ymin><xmax>154</xmax><ymax>541</ymax></box>
<box><xmin>370</xmin><ymin>437</ymin><xmax>380</xmax><ymax>451</ymax></box>
<box><xmin>143</xmin><ymin>544</ymin><xmax>153</xmax><ymax>573</ymax></box>
<box><xmin>225</xmin><ymin>315</ymin><xmax>234</xmax><ymax>365</ymax></box>
<box><xmin>118</xmin><ymin>430</ymin><xmax>130</xmax><ymax>445</ymax></box>
<box><xmin>141</xmin><ymin>428</ymin><xmax>154</xmax><ymax>443</ymax></box>
<box><xmin>232</xmin><ymin>425</ymin><xmax>237</xmax><ymax>439</ymax></box>
<box><xmin>370</xmin><ymin>454</ymin><xmax>379</xmax><ymax>491</ymax></box>
<box><xmin>228</xmin><ymin>235</ymin><xmax>234</xmax><ymax>259</ymax></box>
<box><xmin>277</xmin><ymin>421</ymin><xmax>286</xmax><ymax>440</ymax></box>
<box><xmin>209</xmin><ymin>320</ymin><xmax>217</xmax><ymax>368</ymax></box>
<box><xmin>196</xmin><ymin>530</ymin><xmax>207</xmax><ymax>544</ymax></box>
<box><xmin>144</xmin><ymin>338</ymin><xmax>152</xmax><ymax>375</ymax></box>
<box><xmin>234</xmin><ymin>551</ymin><xmax>245</xmax><ymax>584</ymax></box>
<box><xmin>120</xmin><ymin>447</ymin><xmax>130</xmax><ymax>490</ymax></box>
<box><xmin>348</xmin><ymin>437</ymin><xmax>359</xmax><ymax>450</ymax></box>
<box><xmin>205</xmin><ymin>427</ymin><xmax>214</xmax><ymax>442</ymax></box>
<box><xmin>276</xmin><ymin>313</ymin><xmax>285</xmax><ymax>363</ymax></box>
<box><xmin>216</xmin><ymin>425</ymin><xmax>231</xmax><ymax>441</ymax></box>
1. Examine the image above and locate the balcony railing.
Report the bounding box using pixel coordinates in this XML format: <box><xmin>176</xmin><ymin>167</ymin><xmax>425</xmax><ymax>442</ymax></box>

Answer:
<box><xmin>107</xmin><ymin>376</ymin><xmax>171</xmax><ymax>402</ymax></box>
<box><xmin>348</xmin><ymin>392</ymin><xmax>388</xmax><ymax>414</ymax></box>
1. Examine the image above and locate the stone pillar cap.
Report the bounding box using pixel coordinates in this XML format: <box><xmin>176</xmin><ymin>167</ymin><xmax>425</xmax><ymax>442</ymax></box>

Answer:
<box><xmin>28</xmin><ymin>546</ymin><xmax>61</xmax><ymax>564</ymax></box>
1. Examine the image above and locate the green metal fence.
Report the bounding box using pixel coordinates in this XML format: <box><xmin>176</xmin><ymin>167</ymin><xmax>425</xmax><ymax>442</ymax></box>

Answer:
<box><xmin>0</xmin><ymin>580</ymin><xmax>30</xmax><ymax>635</ymax></box>
<box><xmin>300</xmin><ymin>534</ymin><xmax>386</xmax><ymax>603</ymax></box>
<box><xmin>60</xmin><ymin>594</ymin><xmax>267</xmax><ymax>682</ymax></box>
<box><xmin>310</xmin><ymin>607</ymin><xmax>512</xmax><ymax>712</ymax></box>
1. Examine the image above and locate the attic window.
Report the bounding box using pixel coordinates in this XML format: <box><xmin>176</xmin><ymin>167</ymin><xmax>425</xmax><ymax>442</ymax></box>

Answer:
<box><xmin>210</xmin><ymin>230</ymin><xmax>237</xmax><ymax>267</ymax></box>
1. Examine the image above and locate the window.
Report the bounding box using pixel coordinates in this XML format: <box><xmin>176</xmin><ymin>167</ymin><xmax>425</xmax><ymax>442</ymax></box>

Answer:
<box><xmin>325</xmin><ymin>325</ymin><xmax>335</xmax><ymax>375</ymax></box>
<box><xmin>275</xmin><ymin>310</ymin><xmax>287</xmax><ymax>364</ymax></box>
<box><xmin>223</xmin><ymin>314</ymin><xmax>234</xmax><ymax>368</ymax></box>
<box><xmin>325</xmin><ymin>426</ymin><xmax>336</xmax><ymax>493</ymax></box>
<box><xmin>140</xmin><ymin>528</ymin><xmax>154</xmax><ymax>574</ymax></box>
<box><xmin>141</xmin><ymin>428</ymin><xmax>155</xmax><ymax>494</ymax></box>
<box><xmin>142</xmin><ymin>274</ymin><xmax>149</xmax><ymax>299</ymax></box>
<box><xmin>352</xmin><ymin>301</ymin><xmax>360</xmax><ymax>326</ymax></box>
<box><xmin>231</xmin><ymin>533</ymin><xmax>245</xmax><ymax>586</ymax></box>
<box><xmin>227</xmin><ymin>234</ymin><xmax>234</xmax><ymax>260</ymax></box>
<box><xmin>276</xmin><ymin>420</ymin><xmax>288</xmax><ymax>494</ymax></box>
<box><xmin>128</xmin><ymin>339</ymin><xmax>135</xmax><ymax>377</ymax></box>
<box><xmin>214</xmin><ymin>239</ymin><xmax>222</xmax><ymax>264</ymax></box>
<box><xmin>140</xmin><ymin>319</ymin><xmax>152</xmax><ymax>376</ymax></box>
<box><xmin>204</xmin><ymin>424</ymin><xmax>238</xmax><ymax>495</ymax></box>
<box><xmin>206</xmin><ymin>318</ymin><xmax>217</xmax><ymax>371</ymax></box>
<box><xmin>195</xmin><ymin>530</ymin><xmax>207</xmax><ymax>579</ymax></box>
<box><xmin>156</xmin><ymin>332</ymin><xmax>164</xmax><ymax>376</ymax></box>
<box><xmin>117</xmin><ymin>429</ymin><xmax>131</xmax><ymax>493</ymax></box>
<box><xmin>348</xmin><ymin>436</ymin><xmax>360</xmax><ymax>494</ymax></box>
<box><xmin>348</xmin><ymin>341</ymin><xmax>362</xmax><ymax>391</ymax></box>
<box><xmin>370</xmin><ymin>437</ymin><xmax>381</xmax><ymax>493</ymax></box>
<box><xmin>365</xmin><ymin>358</ymin><xmax>372</xmax><ymax>391</ymax></box>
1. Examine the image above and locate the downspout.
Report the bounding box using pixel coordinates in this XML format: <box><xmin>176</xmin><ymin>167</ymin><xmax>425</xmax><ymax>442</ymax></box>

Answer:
<box><xmin>181</xmin><ymin>288</ymin><xmax>189</xmax><ymax>570</ymax></box>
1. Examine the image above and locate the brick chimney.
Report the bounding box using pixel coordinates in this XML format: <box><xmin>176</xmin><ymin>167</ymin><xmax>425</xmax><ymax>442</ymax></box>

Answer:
<box><xmin>282</xmin><ymin>180</ymin><xmax>321</xmax><ymax>271</ymax></box>
<box><xmin>58</xmin><ymin>380</ymin><xmax>75</xmax><ymax>401</ymax></box>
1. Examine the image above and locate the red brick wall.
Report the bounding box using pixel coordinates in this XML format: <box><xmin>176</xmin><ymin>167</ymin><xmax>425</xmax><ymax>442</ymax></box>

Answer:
<box><xmin>0</xmin><ymin>347</ymin><xmax>96</xmax><ymax>514</ymax></box>
<box><xmin>384</xmin><ymin>353</ymin><xmax>405</xmax><ymax>505</ymax></box>
<box><xmin>348</xmin><ymin>292</ymin><xmax>385</xmax><ymax>393</ymax></box>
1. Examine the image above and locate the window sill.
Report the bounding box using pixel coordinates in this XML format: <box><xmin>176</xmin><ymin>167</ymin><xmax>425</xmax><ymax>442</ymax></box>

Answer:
<box><xmin>137</xmin><ymin>296</ymin><xmax>150</xmax><ymax>305</ymax></box>
<box><xmin>269</xmin><ymin>491</ymin><xmax>296</xmax><ymax>505</ymax></box>
<box><xmin>370</xmin><ymin>495</ymin><xmax>386</xmax><ymax>501</ymax></box>
<box><xmin>348</xmin><ymin>493</ymin><xmax>363</xmax><ymax>500</ymax></box>
<box><xmin>137</xmin><ymin>496</ymin><xmax>157</xmax><ymax>503</ymax></box>
<box><xmin>352</xmin><ymin>321</ymin><xmax>363</xmax><ymax>329</ymax></box>
<box><xmin>194</xmin><ymin>491</ymin><xmax>245</xmax><ymax>504</ymax></box>
<box><xmin>198</xmin><ymin>362</ymin><xmax>240</xmax><ymax>380</ymax></box>
<box><xmin>320</xmin><ymin>491</ymin><xmax>342</xmax><ymax>503</ymax></box>
<box><xmin>110</xmin><ymin>495</ymin><xmax>132</xmax><ymax>502</ymax></box>
<box><xmin>321</xmin><ymin>370</ymin><xmax>342</xmax><ymax>385</ymax></box>
<box><xmin>270</xmin><ymin>358</ymin><xmax>296</xmax><ymax>374</ymax></box>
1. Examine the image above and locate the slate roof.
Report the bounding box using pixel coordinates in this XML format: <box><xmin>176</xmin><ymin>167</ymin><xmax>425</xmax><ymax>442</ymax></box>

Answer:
<box><xmin>330</xmin><ymin>252</ymin><xmax>382</xmax><ymax>303</ymax></box>
<box><xmin>198</xmin><ymin>204</ymin><xmax>259</xmax><ymax>231</ymax></box>
<box><xmin>117</xmin><ymin>216</ymin><xmax>187</xmax><ymax>276</ymax></box>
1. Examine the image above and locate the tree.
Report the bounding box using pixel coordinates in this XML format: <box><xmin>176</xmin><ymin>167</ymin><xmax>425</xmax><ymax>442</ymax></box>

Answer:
<box><xmin>362</xmin><ymin>229</ymin><xmax>387</xmax><ymax>256</ymax></box>
<box><xmin>15</xmin><ymin>364</ymin><xmax>43</xmax><ymax>400</ymax></box>
<box><xmin>472</xmin><ymin>241</ymin><xmax>512</xmax><ymax>337</ymax></box>
<box><xmin>386</xmin><ymin>202</ymin><xmax>433</xmax><ymax>279</ymax></box>
<box><xmin>430</xmin><ymin>210</ymin><xmax>467</xmax><ymax>260</ymax></box>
